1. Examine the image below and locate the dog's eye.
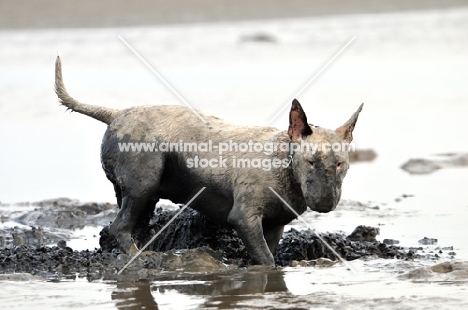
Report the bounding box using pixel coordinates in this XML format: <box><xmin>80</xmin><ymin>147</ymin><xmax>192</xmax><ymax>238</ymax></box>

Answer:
<box><xmin>337</xmin><ymin>162</ymin><xmax>343</xmax><ymax>170</ymax></box>
<box><xmin>308</xmin><ymin>160</ymin><xmax>315</xmax><ymax>168</ymax></box>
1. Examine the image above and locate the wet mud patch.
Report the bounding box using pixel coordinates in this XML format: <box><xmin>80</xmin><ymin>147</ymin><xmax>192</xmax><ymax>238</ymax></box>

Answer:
<box><xmin>0</xmin><ymin>206</ymin><xmax>457</xmax><ymax>280</ymax></box>
<box><xmin>0</xmin><ymin>226</ymin><xmax>71</xmax><ymax>248</ymax></box>
<box><xmin>401</xmin><ymin>153</ymin><xmax>468</xmax><ymax>174</ymax></box>
<box><xmin>101</xmin><ymin>207</ymin><xmax>452</xmax><ymax>268</ymax></box>
<box><xmin>348</xmin><ymin>148</ymin><xmax>377</xmax><ymax>163</ymax></box>
<box><xmin>100</xmin><ymin>209</ymin><xmax>419</xmax><ymax>267</ymax></box>
<box><xmin>11</xmin><ymin>198</ymin><xmax>117</xmax><ymax>229</ymax></box>
<box><xmin>398</xmin><ymin>261</ymin><xmax>468</xmax><ymax>281</ymax></box>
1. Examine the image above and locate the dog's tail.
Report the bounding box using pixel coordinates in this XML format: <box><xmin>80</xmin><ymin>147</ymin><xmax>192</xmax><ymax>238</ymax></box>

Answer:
<box><xmin>55</xmin><ymin>56</ymin><xmax>119</xmax><ymax>125</ymax></box>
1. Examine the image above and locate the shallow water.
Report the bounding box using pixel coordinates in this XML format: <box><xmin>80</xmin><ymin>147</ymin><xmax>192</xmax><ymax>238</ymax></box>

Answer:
<box><xmin>2</xmin><ymin>261</ymin><xmax>468</xmax><ymax>309</ymax></box>
<box><xmin>1</xmin><ymin>7</ymin><xmax>468</xmax><ymax>309</ymax></box>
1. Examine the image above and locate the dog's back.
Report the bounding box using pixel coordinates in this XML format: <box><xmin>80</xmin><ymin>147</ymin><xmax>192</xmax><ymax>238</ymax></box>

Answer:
<box><xmin>55</xmin><ymin>56</ymin><xmax>362</xmax><ymax>266</ymax></box>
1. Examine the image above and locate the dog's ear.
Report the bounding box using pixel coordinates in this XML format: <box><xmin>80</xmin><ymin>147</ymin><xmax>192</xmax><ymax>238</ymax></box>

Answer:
<box><xmin>336</xmin><ymin>103</ymin><xmax>363</xmax><ymax>143</ymax></box>
<box><xmin>288</xmin><ymin>99</ymin><xmax>313</xmax><ymax>142</ymax></box>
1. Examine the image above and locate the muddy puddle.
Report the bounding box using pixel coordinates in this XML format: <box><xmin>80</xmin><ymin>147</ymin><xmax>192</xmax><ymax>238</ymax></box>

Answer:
<box><xmin>0</xmin><ymin>199</ymin><xmax>427</xmax><ymax>279</ymax></box>
<box><xmin>1</xmin><ymin>193</ymin><xmax>467</xmax><ymax>309</ymax></box>
<box><xmin>1</xmin><ymin>143</ymin><xmax>467</xmax><ymax>309</ymax></box>
<box><xmin>2</xmin><ymin>5</ymin><xmax>468</xmax><ymax>309</ymax></box>
<box><xmin>3</xmin><ymin>262</ymin><xmax>468</xmax><ymax>309</ymax></box>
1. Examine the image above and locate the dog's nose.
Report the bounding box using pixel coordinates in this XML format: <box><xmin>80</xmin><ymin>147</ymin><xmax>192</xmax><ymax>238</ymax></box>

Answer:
<box><xmin>310</xmin><ymin>202</ymin><xmax>336</xmax><ymax>213</ymax></box>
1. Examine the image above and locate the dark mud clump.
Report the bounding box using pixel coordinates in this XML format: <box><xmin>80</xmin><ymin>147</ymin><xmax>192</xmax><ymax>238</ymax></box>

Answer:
<box><xmin>0</xmin><ymin>242</ymin><xmax>118</xmax><ymax>280</ymax></box>
<box><xmin>100</xmin><ymin>207</ymin><xmax>250</xmax><ymax>266</ymax></box>
<box><xmin>276</xmin><ymin>227</ymin><xmax>405</xmax><ymax>264</ymax></box>
<box><xmin>101</xmin><ymin>207</ymin><xmax>421</xmax><ymax>266</ymax></box>
<box><xmin>346</xmin><ymin>225</ymin><xmax>380</xmax><ymax>242</ymax></box>
<box><xmin>0</xmin><ymin>206</ymin><xmax>452</xmax><ymax>279</ymax></box>
<box><xmin>0</xmin><ymin>241</ymin><xmax>227</xmax><ymax>281</ymax></box>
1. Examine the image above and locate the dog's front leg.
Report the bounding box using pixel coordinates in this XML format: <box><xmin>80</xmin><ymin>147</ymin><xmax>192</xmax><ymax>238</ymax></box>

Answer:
<box><xmin>228</xmin><ymin>201</ymin><xmax>275</xmax><ymax>266</ymax></box>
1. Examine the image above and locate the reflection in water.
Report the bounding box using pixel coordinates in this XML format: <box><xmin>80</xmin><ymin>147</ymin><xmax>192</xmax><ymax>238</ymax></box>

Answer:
<box><xmin>111</xmin><ymin>270</ymin><xmax>288</xmax><ymax>309</ymax></box>
<box><xmin>112</xmin><ymin>281</ymin><xmax>159</xmax><ymax>310</ymax></box>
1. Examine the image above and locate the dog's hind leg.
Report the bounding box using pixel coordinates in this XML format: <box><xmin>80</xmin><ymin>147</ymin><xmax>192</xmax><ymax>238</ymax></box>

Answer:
<box><xmin>133</xmin><ymin>196</ymin><xmax>159</xmax><ymax>247</ymax></box>
<box><xmin>110</xmin><ymin>187</ymin><xmax>161</xmax><ymax>254</ymax></box>
<box><xmin>109</xmin><ymin>157</ymin><xmax>164</xmax><ymax>254</ymax></box>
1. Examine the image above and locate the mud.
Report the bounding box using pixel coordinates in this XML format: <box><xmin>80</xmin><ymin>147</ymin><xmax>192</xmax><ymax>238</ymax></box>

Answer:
<box><xmin>348</xmin><ymin>149</ymin><xmax>377</xmax><ymax>163</ymax></box>
<box><xmin>10</xmin><ymin>198</ymin><xmax>117</xmax><ymax>229</ymax></box>
<box><xmin>0</xmin><ymin>205</ymin><xmax>454</xmax><ymax>281</ymax></box>
<box><xmin>398</xmin><ymin>261</ymin><xmax>468</xmax><ymax>280</ymax></box>
<box><xmin>102</xmin><ymin>208</ymin><xmax>419</xmax><ymax>266</ymax></box>
<box><xmin>401</xmin><ymin>153</ymin><xmax>468</xmax><ymax>174</ymax></box>
<box><xmin>0</xmin><ymin>226</ymin><xmax>70</xmax><ymax>248</ymax></box>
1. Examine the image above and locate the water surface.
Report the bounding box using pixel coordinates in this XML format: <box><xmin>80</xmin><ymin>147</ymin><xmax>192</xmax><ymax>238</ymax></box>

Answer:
<box><xmin>1</xmin><ymin>7</ymin><xmax>468</xmax><ymax>309</ymax></box>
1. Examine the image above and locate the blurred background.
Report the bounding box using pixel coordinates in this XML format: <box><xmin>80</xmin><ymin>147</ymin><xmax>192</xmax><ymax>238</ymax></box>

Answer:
<box><xmin>2</xmin><ymin>0</ymin><xmax>467</xmax><ymax>28</ymax></box>
<box><xmin>1</xmin><ymin>0</ymin><xmax>468</xmax><ymax>205</ymax></box>
<box><xmin>1</xmin><ymin>3</ymin><xmax>468</xmax><ymax>307</ymax></box>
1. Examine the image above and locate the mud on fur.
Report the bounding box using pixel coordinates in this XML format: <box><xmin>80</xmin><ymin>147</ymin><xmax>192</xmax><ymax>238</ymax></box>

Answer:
<box><xmin>54</xmin><ymin>56</ymin><xmax>363</xmax><ymax>266</ymax></box>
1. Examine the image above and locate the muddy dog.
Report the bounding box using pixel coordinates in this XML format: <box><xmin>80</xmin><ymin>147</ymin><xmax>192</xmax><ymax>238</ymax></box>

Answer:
<box><xmin>54</xmin><ymin>56</ymin><xmax>362</xmax><ymax>266</ymax></box>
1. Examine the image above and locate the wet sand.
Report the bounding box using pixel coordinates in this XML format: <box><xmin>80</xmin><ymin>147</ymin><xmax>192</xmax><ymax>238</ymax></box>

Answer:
<box><xmin>1</xmin><ymin>0</ymin><xmax>467</xmax><ymax>29</ymax></box>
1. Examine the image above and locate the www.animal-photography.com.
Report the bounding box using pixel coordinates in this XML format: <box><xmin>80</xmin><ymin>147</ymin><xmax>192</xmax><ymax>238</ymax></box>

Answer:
<box><xmin>1</xmin><ymin>0</ymin><xmax>468</xmax><ymax>309</ymax></box>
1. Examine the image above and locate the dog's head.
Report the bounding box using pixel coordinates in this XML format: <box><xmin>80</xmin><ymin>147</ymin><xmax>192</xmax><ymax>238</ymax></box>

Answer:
<box><xmin>288</xmin><ymin>99</ymin><xmax>363</xmax><ymax>213</ymax></box>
